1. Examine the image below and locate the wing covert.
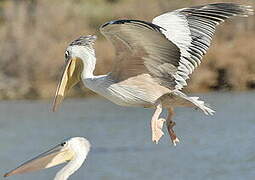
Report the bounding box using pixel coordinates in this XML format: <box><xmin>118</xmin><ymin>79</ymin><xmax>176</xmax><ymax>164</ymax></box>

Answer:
<box><xmin>100</xmin><ymin>19</ymin><xmax>181</xmax><ymax>89</ymax></box>
<box><xmin>152</xmin><ymin>3</ymin><xmax>253</xmax><ymax>89</ymax></box>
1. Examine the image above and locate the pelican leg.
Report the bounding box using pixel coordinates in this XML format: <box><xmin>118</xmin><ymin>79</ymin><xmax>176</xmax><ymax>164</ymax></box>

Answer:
<box><xmin>166</xmin><ymin>108</ymin><xmax>180</xmax><ymax>146</ymax></box>
<box><xmin>151</xmin><ymin>103</ymin><xmax>165</xmax><ymax>144</ymax></box>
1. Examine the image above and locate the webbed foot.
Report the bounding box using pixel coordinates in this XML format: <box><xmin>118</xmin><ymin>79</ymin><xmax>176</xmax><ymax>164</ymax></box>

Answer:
<box><xmin>152</xmin><ymin>118</ymin><xmax>165</xmax><ymax>144</ymax></box>
<box><xmin>167</xmin><ymin>120</ymin><xmax>180</xmax><ymax>146</ymax></box>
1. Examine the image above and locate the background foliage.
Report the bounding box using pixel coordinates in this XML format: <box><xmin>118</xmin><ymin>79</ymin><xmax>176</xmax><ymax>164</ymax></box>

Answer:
<box><xmin>0</xmin><ymin>0</ymin><xmax>254</xmax><ymax>99</ymax></box>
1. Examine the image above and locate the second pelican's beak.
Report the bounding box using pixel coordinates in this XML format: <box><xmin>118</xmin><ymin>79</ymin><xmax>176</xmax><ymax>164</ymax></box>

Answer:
<box><xmin>52</xmin><ymin>57</ymin><xmax>83</xmax><ymax>112</ymax></box>
<box><xmin>4</xmin><ymin>144</ymin><xmax>74</xmax><ymax>177</ymax></box>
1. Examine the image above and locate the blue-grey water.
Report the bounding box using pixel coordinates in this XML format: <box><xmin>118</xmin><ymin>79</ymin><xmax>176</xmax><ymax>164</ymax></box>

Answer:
<box><xmin>0</xmin><ymin>92</ymin><xmax>255</xmax><ymax>180</ymax></box>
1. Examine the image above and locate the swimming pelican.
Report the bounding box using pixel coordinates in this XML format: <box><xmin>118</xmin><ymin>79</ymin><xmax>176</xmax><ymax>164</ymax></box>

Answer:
<box><xmin>4</xmin><ymin>137</ymin><xmax>90</xmax><ymax>180</ymax></box>
<box><xmin>52</xmin><ymin>3</ymin><xmax>253</xmax><ymax>145</ymax></box>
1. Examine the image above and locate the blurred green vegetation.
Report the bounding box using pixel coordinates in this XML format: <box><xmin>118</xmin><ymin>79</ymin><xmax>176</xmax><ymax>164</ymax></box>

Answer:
<box><xmin>0</xmin><ymin>0</ymin><xmax>254</xmax><ymax>100</ymax></box>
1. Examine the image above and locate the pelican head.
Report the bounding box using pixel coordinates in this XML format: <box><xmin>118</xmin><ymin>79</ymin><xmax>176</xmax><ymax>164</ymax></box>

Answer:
<box><xmin>53</xmin><ymin>35</ymin><xmax>97</xmax><ymax>111</ymax></box>
<box><xmin>4</xmin><ymin>137</ymin><xmax>90</xmax><ymax>180</ymax></box>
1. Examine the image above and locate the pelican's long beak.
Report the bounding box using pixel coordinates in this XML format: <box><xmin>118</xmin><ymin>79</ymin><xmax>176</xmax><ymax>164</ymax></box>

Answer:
<box><xmin>52</xmin><ymin>57</ymin><xmax>83</xmax><ymax>112</ymax></box>
<box><xmin>4</xmin><ymin>144</ymin><xmax>75</xmax><ymax>177</ymax></box>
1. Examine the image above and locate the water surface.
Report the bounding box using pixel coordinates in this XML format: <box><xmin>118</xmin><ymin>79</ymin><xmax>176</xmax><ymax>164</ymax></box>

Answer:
<box><xmin>0</xmin><ymin>92</ymin><xmax>255</xmax><ymax>180</ymax></box>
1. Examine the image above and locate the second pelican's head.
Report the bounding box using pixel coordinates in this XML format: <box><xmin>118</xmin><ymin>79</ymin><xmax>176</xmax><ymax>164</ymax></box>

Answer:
<box><xmin>53</xmin><ymin>35</ymin><xmax>97</xmax><ymax>111</ymax></box>
<box><xmin>4</xmin><ymin>137</ymin><xmax>91</xmax><ymax>178</ymax></box>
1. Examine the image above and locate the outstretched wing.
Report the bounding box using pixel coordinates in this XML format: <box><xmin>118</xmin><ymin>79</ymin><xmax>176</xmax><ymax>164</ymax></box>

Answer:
<box><xmin>100</xmin><ymin>3</ymin><xmax>253</xmax><ymax>90</ymax></box>
<box><xmin>100</xmin><ymin>19</ymin><xmax>181</xmax><ymax>89</ymax></box>
<box><xmin>152</xmin><ymin>3</ymin><xmax>253</xmax><ymax>89</ymax></box>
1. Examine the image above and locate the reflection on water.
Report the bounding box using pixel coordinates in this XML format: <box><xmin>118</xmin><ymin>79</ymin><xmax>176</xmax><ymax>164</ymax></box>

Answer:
<box><xmin>0</xmin><ymin>92</ymin><xmax>255</xmax><ymax>180</ymax></box>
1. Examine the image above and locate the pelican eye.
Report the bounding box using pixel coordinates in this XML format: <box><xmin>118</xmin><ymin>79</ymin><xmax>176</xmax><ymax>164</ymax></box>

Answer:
<box><xmin>65</xmin><ymin>51</ymin><xmax>69</xmax><ymax>61</ymax></box>
<box><xmin>61</xmin><ymin>142</ymin><xmax>67</xmax><ymax>146</ymax></box>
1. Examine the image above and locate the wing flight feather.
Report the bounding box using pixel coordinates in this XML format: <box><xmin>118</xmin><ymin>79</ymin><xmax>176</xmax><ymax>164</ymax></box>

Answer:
<box><xmin>100</xmin><ymin>3</ymin><xmax>253</xmax><ymax>90</ymax></box>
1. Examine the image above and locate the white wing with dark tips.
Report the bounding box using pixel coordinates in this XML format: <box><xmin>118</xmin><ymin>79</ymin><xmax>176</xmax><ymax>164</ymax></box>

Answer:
<box><xmin>100</xmin><ymin>3</ymin><xmax>253</xmax><ymax>90</ymax></box>
<box><xmin>153</xmin><ymin>3</ymin><xmax>253</xmax><ymax>89</ymax></box>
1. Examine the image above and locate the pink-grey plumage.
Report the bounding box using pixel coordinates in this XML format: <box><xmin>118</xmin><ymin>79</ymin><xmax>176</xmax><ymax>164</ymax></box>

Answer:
<box><xmin>53</xmin><ymin>3</ymin><xmax>253</xmax><ymax>145</ymax></box>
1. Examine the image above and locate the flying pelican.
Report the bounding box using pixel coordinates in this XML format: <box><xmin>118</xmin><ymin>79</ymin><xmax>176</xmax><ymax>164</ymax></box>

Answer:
<box><xmin>52</xmin><ymin>3</ymin><xmax>253</xmax><ymax>145</ymax></box>
<box><xmin>4</xmin><ymin>137</ymin><xmax>90</xmax><ymax>180</ymax></box>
